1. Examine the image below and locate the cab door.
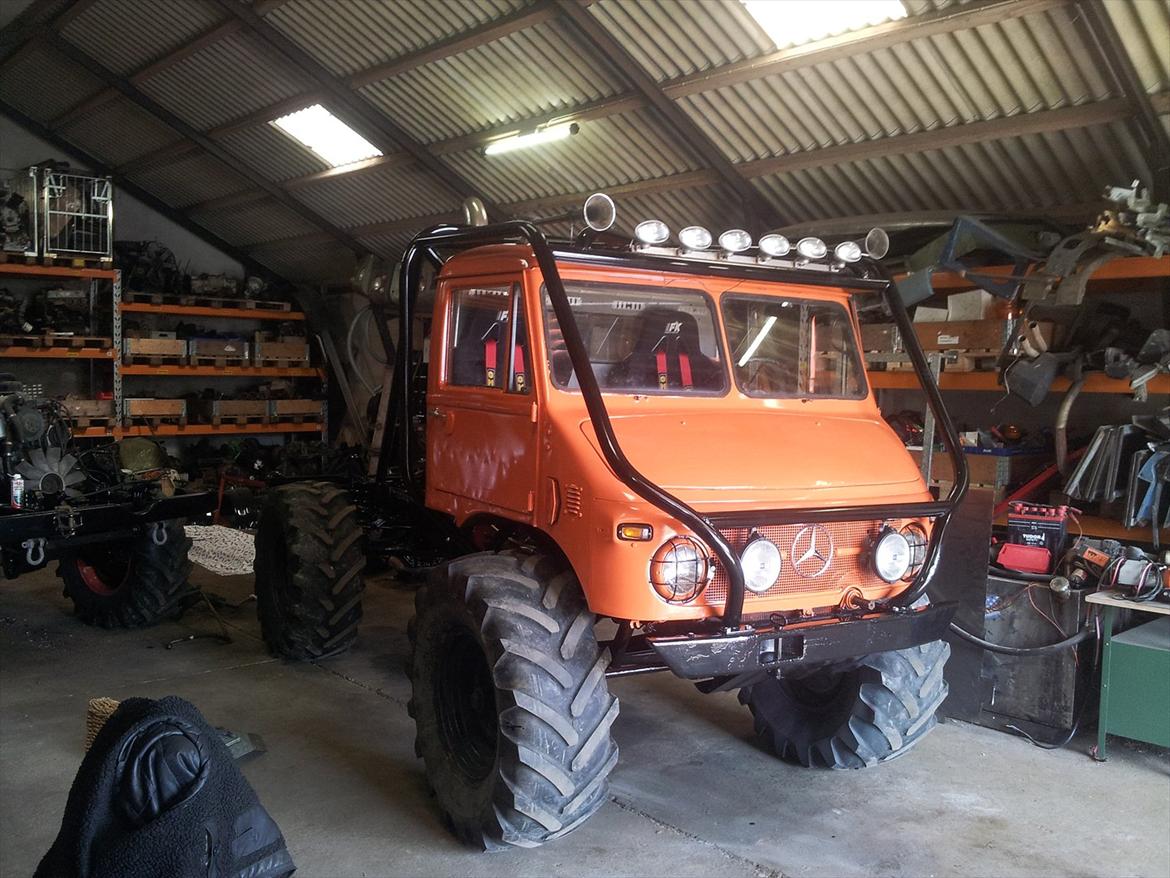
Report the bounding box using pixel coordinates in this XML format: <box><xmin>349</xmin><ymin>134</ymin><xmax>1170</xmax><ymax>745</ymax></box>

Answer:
<box><xmin>425</xmin><ymin>276</ymin><xmax>540</xmax><ymax>519</ymax></box>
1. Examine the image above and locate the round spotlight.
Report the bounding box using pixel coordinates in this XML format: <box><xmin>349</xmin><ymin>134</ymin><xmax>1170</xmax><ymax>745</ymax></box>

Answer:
<box><xmin>649</xmin><ymin>536</ymin><xmax>710</xmax><ymax>604</ymax></box>
<box><xmin>758</xmin><ymin>233</ymin><xmax>791</xmax><ymax>258</ymax></box>
<box><xmin>834</xmin><ymin>240</ymin><xmax>863</xmax><ymax>263</ymax></box>
<box><xmin>741</xmin><ymin>537</ymin><xmax>782</xmax><ymax>593</ymax></box>
<box><xmin>679</xmin><ymin>225</ymin><xmax>713</xmax><ymax>251</ymax></box>
<box><xmin>865</xmin><ymin>227</ymin><xmax>890</xmax><ymax>259</ymax></box>
<box><xmin>872</xmin><ymin>529</ymin><xmax>912</xmax><ymax>583</ymax></box>
<box><xmin>634</xmin><ymin>219</ymin><xmax>670</xmax><ymax>245</ymax></box>
<box><xmin>718</xmin><ymin>229</ymin><xmax>752</xmax><ymax>254</ymax></box>
<box><xmin>796</xmin><ymin>237</ymin><xmax>827</xmax><ymax>259</ymax></box>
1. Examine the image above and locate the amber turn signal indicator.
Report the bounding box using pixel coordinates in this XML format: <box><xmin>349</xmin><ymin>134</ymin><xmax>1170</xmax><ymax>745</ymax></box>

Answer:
<box><xmin>617</xmin><ymin>523</ymin><xmax>654</xmax><ymax>542</ymax></box>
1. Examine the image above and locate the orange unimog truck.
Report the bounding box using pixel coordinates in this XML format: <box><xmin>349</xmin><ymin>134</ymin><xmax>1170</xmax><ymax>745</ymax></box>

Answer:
<box><xmin>255</xmin><ymin>194</ymin><xmax>969</xmax><ymax>851</ymax></box>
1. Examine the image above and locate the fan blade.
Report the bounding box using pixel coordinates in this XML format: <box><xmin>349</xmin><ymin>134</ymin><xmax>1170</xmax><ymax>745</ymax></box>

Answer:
<box><xmin>45</xmin><ymin>446</ymin><xmax>62</xmax><ymax>467</ymax></box>
<box><xmin>63</xmin><ymin>471</ymin><xmax>86</xmax><ymax>487</ymax></box>
<box><xmin>28</xmin><ymin>448</ymin><xmax>48</xmax><ymax>470</ymax></box>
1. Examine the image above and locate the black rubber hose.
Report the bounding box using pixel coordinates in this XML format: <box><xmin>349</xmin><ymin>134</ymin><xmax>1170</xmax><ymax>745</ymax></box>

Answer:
<box><xmin>948</xmin><ymin>621</ymin><xmax>1093</xmax><ymax>655</ymax></box>
<box><xmin>987</xmin><ymin>563</ymin><xmax>1054</xmax><ymax>583</ymax></box>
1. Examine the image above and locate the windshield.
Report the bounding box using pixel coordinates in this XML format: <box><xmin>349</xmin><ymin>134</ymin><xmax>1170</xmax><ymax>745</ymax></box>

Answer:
<box><xmin>543</xmin><ymin>281</ymin><xmax>727</xmax><ymax>395</ymax></box>
<box><xmin>722</xmin><ymin>294</ymin><xmax>866</xmax><ymax>399</ymax></box>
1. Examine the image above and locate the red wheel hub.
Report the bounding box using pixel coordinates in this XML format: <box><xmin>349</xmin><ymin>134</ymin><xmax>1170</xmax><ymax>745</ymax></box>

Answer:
<box><xmin>76</xmin><ymin>559</ymin><xmax>122</xmax><ymax>596</ymax></box>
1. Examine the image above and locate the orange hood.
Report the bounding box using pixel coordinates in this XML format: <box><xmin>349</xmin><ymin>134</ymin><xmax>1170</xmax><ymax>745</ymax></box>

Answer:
<box><xmin>580</xmin><ymin>410</ymin><xmax>927</xmax><ymax>509</ymax></box>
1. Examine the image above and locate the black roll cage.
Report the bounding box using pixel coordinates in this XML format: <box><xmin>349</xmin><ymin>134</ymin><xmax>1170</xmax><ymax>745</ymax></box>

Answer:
<box><xmin>380</xmin><ymin>221</ymin><xmax>969</xmax><ymax>630</ymax></box>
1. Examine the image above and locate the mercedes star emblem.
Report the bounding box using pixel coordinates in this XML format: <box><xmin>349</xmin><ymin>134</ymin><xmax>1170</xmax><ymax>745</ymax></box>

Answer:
<box><xmin>791</xmin><ymin>525</ymin><xmax>834</xmax><ymax>578</ymax></box>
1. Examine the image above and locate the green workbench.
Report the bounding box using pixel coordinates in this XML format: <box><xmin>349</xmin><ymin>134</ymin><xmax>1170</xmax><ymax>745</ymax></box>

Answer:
<box><xmin>1086</xmin><ymin>591</ymin><xmax>1170</xmax><ymax>761</ymax></box>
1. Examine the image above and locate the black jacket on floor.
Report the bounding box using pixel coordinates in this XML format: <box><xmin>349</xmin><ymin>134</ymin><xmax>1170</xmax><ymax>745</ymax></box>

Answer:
<box><xmin>36</xmin><ymin>695</ymin><xmax>294</xmax><ymax>878</ymax></box>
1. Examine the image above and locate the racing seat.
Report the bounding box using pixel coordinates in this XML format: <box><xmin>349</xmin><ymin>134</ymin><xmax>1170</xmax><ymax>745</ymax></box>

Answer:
<box><xmin>607</xmin><ymin>308</ymin><xmax>722</xmax><ymax>391</ymax></box>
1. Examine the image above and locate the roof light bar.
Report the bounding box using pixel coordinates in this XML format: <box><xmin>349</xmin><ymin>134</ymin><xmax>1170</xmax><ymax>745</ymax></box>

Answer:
<box><xmin>719</xmin><ymin>229</ymin><xmax>752</xmax><ymax>254</ymax></box>
<box><xmin>634</xmin><ymin>219</ymin><xmax>671</xmax><ymax>245</ymax></box>
<box><xmin>796</xmin><ymin>237</ymin><xmax>827</xmax><ymax>259</ymax></box>
<box><xmin>679</xmin><ymin>225</ymin><xmax>713</xmax><ymax>251</ymax></box>
<box><xmin>834</xmin><ymin>240</ymin><xmax>863</xmax><ymax>263</ymax></box>
<box><xmin>758</xmin><ymin>233</ymin><xmax>790</xmax><ymax>258</ymax></box>
<box><xmin>484</xmin><ymin>122</ymin><xmax>579</xmax><ymax>156</ymax></box>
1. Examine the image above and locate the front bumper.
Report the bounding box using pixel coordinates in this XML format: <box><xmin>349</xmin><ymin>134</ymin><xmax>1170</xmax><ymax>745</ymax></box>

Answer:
<box><xmin>646</xmin><ymin>602</ymin><xmax>956</xmax><ymax>679</ymax></box>
<box><xmin>0</xmin><ymin>492</ymin><xmax>215</xmax><ymax>547</ymax></box>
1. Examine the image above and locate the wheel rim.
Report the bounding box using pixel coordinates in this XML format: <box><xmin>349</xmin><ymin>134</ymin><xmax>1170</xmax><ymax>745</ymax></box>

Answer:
<box><xmin>75</xmin><ymin>550</ymin><xmax>131</xmax><ymax>597</ymax></box>
<box><xmin>434</xmin><ymin>627</ymin><xmax>498</xmax><ymax>782</ymax></box>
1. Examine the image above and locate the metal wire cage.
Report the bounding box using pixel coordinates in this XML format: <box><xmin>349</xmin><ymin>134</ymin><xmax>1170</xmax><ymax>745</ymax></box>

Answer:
<box><xmin>0</xmin><ymin>167</ymin><xmax>39</xmax><ymax>257</ymax></box>
<box><xmin>38</xmin><ymin>168</ymin><xmax>114</xmax><ymax>262</ymax></box>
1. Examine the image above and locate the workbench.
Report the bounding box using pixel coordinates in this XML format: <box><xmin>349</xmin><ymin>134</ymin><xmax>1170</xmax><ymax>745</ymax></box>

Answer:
<box><xmin>1085</xmin><ymin>591</ymin><xmax>1170</xmax><ymax>760</ymax></box>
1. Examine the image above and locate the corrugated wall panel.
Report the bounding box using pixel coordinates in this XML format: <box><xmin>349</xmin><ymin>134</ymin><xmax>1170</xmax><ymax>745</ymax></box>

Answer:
<box><xmin>359</xmin><ymin>19</ymin><xmax>624</xmax><ymax>143</ymax></box>
<box><xmin>266</xmin><ymin>0</ymin><xmax>529</xmax><ymax>77</ymax></box>
<box><xmin>139</xmin><ymin>30</ymin><xmax>313</xmax><ymax>130</ymax></box>
<box><xmin>587</xmin><ymin>0</ymin><xmax>772</xmax><ymax>82</ymax></box>
<box><xmin>191</xmin><ymin>200</ymin><xmax>321</xmax><ymax>247</ymax></box>
<box><xmin>215</xmin><ymin>124</ymin><xmax>329</xmax><ymax>182</ymax></box>
<box><xmin>292</xmin><ymin>162</ymin><xmax>462</xmax><ymax>227</ymax></box>
<box><xmin>442</xmin><ymin>107</ymin><xmax>699</xmax><ymax>203</ymax></box>
<box><xmin>0</xmin><ymin>42</ymin><xmax>105</xmax><ymax>123</ymax></box>
<box><xmin>126</xmin><ymin>152</ymin><xmax>253</xmax><ymax>207</ymax></box>
<box><xmin>57</xmin><ymin>97</ymin><xmax>181</xmax><ymax>166</ymax></box>
<box><xmin>59</xmin><ymin>0</ymin><xmax>224</xmax><ymax>76</ymax></box>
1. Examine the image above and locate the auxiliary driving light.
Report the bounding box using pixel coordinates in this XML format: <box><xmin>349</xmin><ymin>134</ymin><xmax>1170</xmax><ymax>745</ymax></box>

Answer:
<box><xmin>679</xmin><ymin>225</ymin><xmax>713</xmax><ymax>251</ymax></box>
<box><xmin>872</xmin><ymin>528</ymin><xmax>912</xmax><ymax>583</ymax></box>
<box><xmin>758</xmin><ymin>233</ymin><xmax>791</xmax><ymax>258</ymax></box>
<box><xmin>718</xmin><ymin>228</ymin><xmax>752</xmax><ymax>254</ymax></box>
<box><xmin>900</xmin><ymin>522</ymin><xmax>928</xmax><ymax>577</ymax></box>
<box><xmin>650</xmin><ymin>536</ymin><xmax>710</xmax><ymax>604</ymax></box>
<box><xmin>741</xmin><ymin>536</ymin><xmax>782</xmax><ymax>593</ymax></box>
<box><xmin>834</xmin><ymin>240</ymin><xmax>863</xmax><ymax>263</ymax></box>
<box><xmin>796</xmin><ymin>236</ymin><xmax>827</xmax><ymax>259</ymax></box>
<box><xmin>634</xmin><ymin>219</ymin><xmax>670</xmax><ymax>245</ymax></box>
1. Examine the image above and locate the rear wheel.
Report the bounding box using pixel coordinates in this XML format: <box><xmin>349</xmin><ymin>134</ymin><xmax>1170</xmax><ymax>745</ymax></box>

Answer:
<box><xmin>739</xmin><ymin>640</ymin><xmax>950</xmax><ymax>768</ymax></box>
<box><xmin>58</xmin><ymin>520</ymin><xmax>194</xmax><ymax>628</ymax></box>
<box><xmin>408</xmin><ymin>551</ymin><xmax>619</xmax><ymax>850</ymax></box>
<box><xmin>254</xmin><ymin>480</ymin><xmax>365</xmax><ymax>660</ymax></box>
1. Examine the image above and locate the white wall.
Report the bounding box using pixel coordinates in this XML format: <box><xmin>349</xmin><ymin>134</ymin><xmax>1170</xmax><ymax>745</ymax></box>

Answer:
<box><xmin>0</xmin><ymin>114</ymin><xmax>243</xmax><ymax>276</ymax></box>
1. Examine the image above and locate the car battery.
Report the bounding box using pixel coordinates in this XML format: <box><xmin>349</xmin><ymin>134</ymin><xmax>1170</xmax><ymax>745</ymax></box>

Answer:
<box><xmin>1006</xmin><ymin>502</ymin><xmax>1071</xmax><ymax>560</ymax></box>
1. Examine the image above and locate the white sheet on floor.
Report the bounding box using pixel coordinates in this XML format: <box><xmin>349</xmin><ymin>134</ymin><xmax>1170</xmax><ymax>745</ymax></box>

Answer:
<box><xmin>184</xmin><ymin>525</ymin><xmax>255</xmax><ymax>576</ymax></box>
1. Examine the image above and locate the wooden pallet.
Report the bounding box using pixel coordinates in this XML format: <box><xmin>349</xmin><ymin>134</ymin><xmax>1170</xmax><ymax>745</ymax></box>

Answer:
<box><xmin>123</xmin><ymin>415</ymin><xmax>187</xmax><ymax>430</ymax></box>
<box><xmin>254</xmin><ymin>356</ymin><xmax>310</xmax><ymax>368</ymax></box>
<box><xmin>189</xmin><ymin>354</ymin><xmax>250</xmax><ymax>368</ymax></box>
<box><xmin>123</xmin><ymin>353</ymin><xmax>188</xmax><ymax>366</ymax></box>
<box><xmin>272</xmin><ymin>411</ymin><xmax>325</xmax><ymax>425</ymax></box>
<box><xmin>206</xmin><ymin>413</ymin><xmax>270</xmax><ymax>426</ymax></box>
<box><xmin>0</xmin><ymin>334</ymin><xmax>112</xmax><ymax>350</ymax></box>
<box><xmin>883</xmin><ymin>349</ymin><xmax>1001</xmax><ymax>373</ymax></box>
<box><xmin>0</xmin><ymin>252</ymin><xmax>112</xmax><ymax>268</ymax></box>
<box><xmin>71</xmin><ymin>414</ymin><xmax>115</xmax><ymax>430</ymax></box>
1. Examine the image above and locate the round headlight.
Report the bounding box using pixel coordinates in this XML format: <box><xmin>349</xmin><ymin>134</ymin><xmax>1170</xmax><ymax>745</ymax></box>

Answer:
<box><xmin>718</xmin><ymin>229</ymin><xmax>752</xmax><ymax>254</ymax></box>
<box><xmin>758</xmin><ymin>233</ymin><xmax>790</xmax><ymax>258</ymax></box>
<box><xmin>679</xmin><ymin>225</ymin><xmax>713</xmax><ymax>251</ymax></box>
<box><xmin>796</xmin><ymin>237</ymin><xmax>827</xmax><ymax>259</ymax></box>
<box><xmin>650</xmin><ymin>536</ymin><xmax>710</xmax><ymax>603</ymax></box>
<box><xmin>741</xmin><ymin>537</ymin><xmax>782</xmax><ymax>593</ymax></box>
<box><xmin>634</xmin><ymin>219</ymin><xmax>670</xmax><ymax>245</ymax></box>
<box><xmin>873</xmin><ymin>529</ymin><xmax>912</xmax><ymax>583</ymax></box>
<box><xmin>834</xmin><ymin>240</ymin><xmax>863</xmax><ymax>263</ymax></box>
<box><xmin>900</xmin><ymin>522</ymin><xmax>929</xmax><ymax>576</ymax></box>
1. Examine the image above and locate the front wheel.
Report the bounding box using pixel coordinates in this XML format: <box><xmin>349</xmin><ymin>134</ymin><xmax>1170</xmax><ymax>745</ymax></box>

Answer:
<box><xmin>408</xmin><ymin>551</ymin><xmax>619</xmax><ymax>850</ymax></box>
<box><xmin>58</xmin><ymin>520</ymin><xmax>194</xmax><ymax>628</ymax></box>
<box><xmin>739</xmin><ymin>640</ymin><xmax>950</xmax><ymax>768</ymax></box>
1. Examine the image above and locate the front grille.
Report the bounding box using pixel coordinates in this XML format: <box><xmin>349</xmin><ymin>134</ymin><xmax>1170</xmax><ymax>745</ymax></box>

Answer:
<box><xmin>704</xmin><ymin>520</ymin><xmax>887</xmax><ymax>606</ymax></box>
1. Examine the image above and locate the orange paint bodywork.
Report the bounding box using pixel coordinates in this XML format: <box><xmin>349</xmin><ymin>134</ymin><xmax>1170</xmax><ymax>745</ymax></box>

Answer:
<box><xmin>425</xmin><ymin>244</ymin><xmax>932</xmax><ymax>623</ymax></box>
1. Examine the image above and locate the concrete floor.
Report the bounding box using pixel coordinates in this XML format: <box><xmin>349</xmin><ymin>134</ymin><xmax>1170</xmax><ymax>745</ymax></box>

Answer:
<box><xmin>2</xmin><ymin>565</ymin><xmax>1168</xmax><ymax>878</ymax></box>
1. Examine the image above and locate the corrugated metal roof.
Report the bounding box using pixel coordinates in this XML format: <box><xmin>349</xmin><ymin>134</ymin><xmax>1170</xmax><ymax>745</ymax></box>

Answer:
<box><xmin>57</xmin><ymin>96</ymin><xmax>180</xmax><ymax>166</ymax></box>
<box><xmin>587</xmin><ymin>0</ymin><xmax>772</xmax><ymax>82</ymax></box>
<box><xmin>1105</xmin><ymin>0</ymin><xmax>1170</xmax><ymax>94</ymax></box>
<box><xmin>678</xmin><ymin>4</ymin><xmax>1116</xmax><ymax>164</ymax></box>
<box><xmin>125</xmin><ymin>151</ymin><xmax>253</xmax><ymax>207</ymax></box>
<box><xmin>358</xmin><ymin>18</ymin><xmax>624</xmax><ymax>143</ymax></box>
<box><xmin>138</xmin><ymin>29</ymin><xmax>313</xmax><ymax>130</ymax></box>
<box><xmin>190</xmin><ymin>199</ymin><xmax>320</xmax><ymax>246</ymax></box>
<box><xmin>291</xmin><ymin>161</ymin><xmax>462</xmax><ymax>227</ymax></box>
<box><xmin>358</xmin><ymin>229</ymin><xmax>422</xmax><ymax>260</ymax></box>
<box><xmin>0</xmin><ymin>41</ymin><xmax>105</xmax><ymax>123</ymax></box>
<box><xmin>58</xmin><ymin>0</ymin><xmax>224</xmax><ymax>77</ymax></box>
<box><xmin>249</xmin><ymin>238</ymin><xmax>356</xmax><ymax>282</ymax></box>
<box><xmin>265</xmin><ymin>0</ymin><xmax>529</xmax><ymax>77</ymax></box>
<box><xmin>215</xmin><ymin>123</ymin><xmax>329</xmax><ymax>182</ymax></box>
<box><xmin>441</xmin><ymin>107</ymin><xmax>699</xmax><ymax>203</ymax></box>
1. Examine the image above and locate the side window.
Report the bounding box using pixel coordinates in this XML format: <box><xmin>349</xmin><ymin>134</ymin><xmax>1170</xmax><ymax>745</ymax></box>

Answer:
<box><xmin>446</xmin><ymin>283</ymin><xmax>530</xmax><ymax>394</ymax></box>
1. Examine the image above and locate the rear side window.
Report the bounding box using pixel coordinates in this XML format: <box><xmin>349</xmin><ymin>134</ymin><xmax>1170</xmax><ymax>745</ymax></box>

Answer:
<box><xmin>723</xmin><ymin>295</ymin><xmax>866</xmax><ymax>399</ymax></box>
<box><xmin>446</xmin><ymin>283</ymin><xmax>530</xmax><ymax>394</ymax></box>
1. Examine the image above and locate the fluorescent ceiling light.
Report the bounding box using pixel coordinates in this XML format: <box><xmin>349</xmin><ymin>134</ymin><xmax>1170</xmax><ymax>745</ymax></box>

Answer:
<box><xmin>271</xmin><ymin>104</ymin><xmax>382</xmax><ymax>168</ymax></box>
<box><xmin>741</xmin><ymin>0</ymin><xmax>907</xmax><ymax>48</ymax></box>
<box><xmin>484</xmin><ymin>122</ymin><xmax>579</xmax><ymax>156</ymax></box>
<box><xmin>737</xmin><ymin>315</ymin><xmax>777</xmax><ymax>367</ymax></box>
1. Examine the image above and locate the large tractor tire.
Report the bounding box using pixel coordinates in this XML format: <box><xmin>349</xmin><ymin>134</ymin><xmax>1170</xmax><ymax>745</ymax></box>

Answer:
<box><xmin>255</xmin><ymin>481</ymin><xmax>365</xmax><ymax>660</ymax></box>
<box><xmin>59</xmin><ymin>520</ymin><xmax>194</xmax><ymax>628</ymax></box>
<box><xmin>408</xmin><ymin>551</ymin><xmax>619</xmax><ymax>850</ymax></box>
<box><xmin>740</xmin><ymin>640</ymin><xmax>950</xmax><ymax>769</ymax></box>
